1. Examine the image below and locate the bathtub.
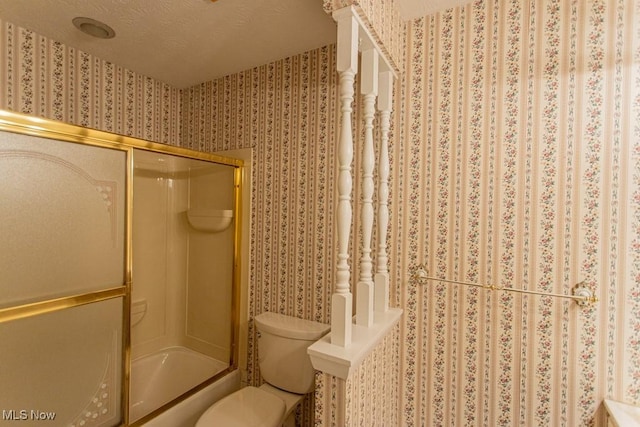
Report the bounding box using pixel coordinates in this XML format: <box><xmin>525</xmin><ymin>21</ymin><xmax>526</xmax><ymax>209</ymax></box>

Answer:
<box><xmin>130</xmin><ymin>346</ymin><xmax>240</xmax><ymax>426</ymax></box>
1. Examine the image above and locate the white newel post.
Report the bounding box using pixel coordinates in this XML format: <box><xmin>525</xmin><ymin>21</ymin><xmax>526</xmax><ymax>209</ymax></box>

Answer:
<box><xmin>356</xmin><ymin>48</ymin><xmax>378</xmax><ymax>327</ymax></box>
<box><xmin>374</xmin><ymin>71</ymin><xmax>393</xmax><ymax>313</ymax></box>
<box><xmin>331</xmin><ymin>10</ymin><xmax>359</xmax><ymax>347</ymax></box>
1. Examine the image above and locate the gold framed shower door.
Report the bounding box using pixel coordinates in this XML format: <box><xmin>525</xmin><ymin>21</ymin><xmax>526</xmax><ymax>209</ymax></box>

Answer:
<box><xmin>0</xmin><ymin>109</ymin><xmax>243</xmax><ymax>426</ymax></box>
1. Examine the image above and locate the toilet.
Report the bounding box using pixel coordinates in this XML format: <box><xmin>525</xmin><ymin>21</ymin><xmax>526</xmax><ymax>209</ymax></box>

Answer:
<box><xmin>195</xmin><ymin>312</ymin><xmax>330</xmax><ymax>427</ymax></box>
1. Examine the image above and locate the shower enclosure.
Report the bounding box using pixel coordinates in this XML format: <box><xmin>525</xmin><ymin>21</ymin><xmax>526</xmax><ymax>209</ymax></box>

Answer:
<box><xmin>129</xmin><ymin>148</ymin><xmax>238</xmax><ymax>422</ymax></box>
<box><xmin>0</xmin><ymin>110</ymin><xmax>242</xmax><ymax>426</ymax></box>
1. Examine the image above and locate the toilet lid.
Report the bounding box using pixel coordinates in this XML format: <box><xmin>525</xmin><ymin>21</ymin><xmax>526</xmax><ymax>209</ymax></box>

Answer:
<box><xmin>196</xmin><ymin>386</ymin><xmax>286</xmax><ymax>427</ymax></box>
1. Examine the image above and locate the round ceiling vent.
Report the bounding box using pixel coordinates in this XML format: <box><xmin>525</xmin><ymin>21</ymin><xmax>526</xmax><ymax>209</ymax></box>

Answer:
<box><xmin>72</xmin><ymin>17</ymin><xmax>115</xmax><ymax>39</ymax></box>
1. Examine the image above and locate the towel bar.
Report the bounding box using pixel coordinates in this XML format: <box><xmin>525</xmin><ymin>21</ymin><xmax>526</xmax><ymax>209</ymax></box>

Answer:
<box><xmin>413</xmin><ymin>264</ymin><xmax>597</xmax><ymax>307</ymax></box>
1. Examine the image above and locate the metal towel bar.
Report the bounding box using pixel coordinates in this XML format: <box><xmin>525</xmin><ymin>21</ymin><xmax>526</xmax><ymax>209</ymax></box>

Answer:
<box><xmin>413</xmin><ymin>264</ymin><xmax>598</xmax><ymax>307</ymax></box>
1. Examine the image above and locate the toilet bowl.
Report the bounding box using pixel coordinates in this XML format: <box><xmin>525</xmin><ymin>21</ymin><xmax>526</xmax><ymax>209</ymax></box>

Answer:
<box><xmin>195</xmin><ymin>312</ymin><xmax>330</xmax><ymax>427</ymax></box>
<box><xmin>196</xmin><ymin>386</ymin><xmax>285</xmax><ymax>427</ymax></box>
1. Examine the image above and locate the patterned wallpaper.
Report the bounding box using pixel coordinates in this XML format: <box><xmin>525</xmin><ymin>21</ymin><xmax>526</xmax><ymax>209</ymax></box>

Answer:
<box><xmin>182</xmin><ymin>46</ymin><xmax>346</xmax><ymax>426</ymax></box>
<box><xmin>393</xmin><ymin>0</ymin><xmax>640</xmax><ymax>426</ymax></box>
<box><xmin>314</xmin><ymin>324</ymin><xmax>401</xmax><ymax>426</ymax></box>
<box><xmin>182</xmin><ymin>46</ymin><xmax>340</xmax><ymax>333</ymax></box>
<box><xmin>182</xmin><ymin>42</ymin><xmax>400</xmax><ymax>427</ymax></box>
<box><xmin>3</xmin><ymin>0</ymin><xmax>640</xmax><ymax>425</ymax></box>
<box><xmin>0</xmin><ymin>19</ymin><xmax>182</xmax><ymax>145</ymax></box>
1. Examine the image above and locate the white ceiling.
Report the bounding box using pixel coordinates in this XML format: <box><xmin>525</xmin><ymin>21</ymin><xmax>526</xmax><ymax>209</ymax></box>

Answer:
<box><xmin>0</xmin><ymin>0</ymin><xmax>470</xmax><ymax>89</ymax></box>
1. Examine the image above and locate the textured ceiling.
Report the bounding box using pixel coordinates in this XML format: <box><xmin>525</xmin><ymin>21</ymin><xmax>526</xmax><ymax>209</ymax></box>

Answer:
<box><xmin>0</xmin><ymin>0</ymin><xmax>470</xmax><ymax>89</ymax></box>
<box><xmin>0</xmin><ymin>0</ymin><xmax>338</xmax><ymax>88</ymax></box>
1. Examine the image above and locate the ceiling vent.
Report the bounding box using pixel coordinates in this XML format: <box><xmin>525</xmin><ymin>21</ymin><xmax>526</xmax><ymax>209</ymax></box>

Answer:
<box><xmin>72</xmin><ymin>17</ymin><xmax>115</xmax><ymax>39</ymax></box>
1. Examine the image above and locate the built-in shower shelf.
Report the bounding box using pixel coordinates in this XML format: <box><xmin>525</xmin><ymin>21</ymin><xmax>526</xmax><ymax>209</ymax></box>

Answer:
<box><xmin>187</xmin><ymin>209</ymin><xmax>233</xmax><ymax>232</ymax></box>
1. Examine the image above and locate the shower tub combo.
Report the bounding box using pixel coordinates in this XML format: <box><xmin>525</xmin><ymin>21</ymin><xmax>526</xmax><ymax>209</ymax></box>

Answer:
<box><xmin>130</xmin><ymin>347</ymin><xmax>237</xmax><ymax>424</ymax></box>
<box><xmin>0</xmin><ymin>110</ymin><xmax>243</xmax><ymax>426</ymax></box>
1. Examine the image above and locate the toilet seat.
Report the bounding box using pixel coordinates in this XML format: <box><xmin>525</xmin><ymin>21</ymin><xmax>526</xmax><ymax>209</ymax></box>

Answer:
<box><xmin>195</xmin><ymin>386</ymin><xmax>286</xmax><ymax>427</ymax></box>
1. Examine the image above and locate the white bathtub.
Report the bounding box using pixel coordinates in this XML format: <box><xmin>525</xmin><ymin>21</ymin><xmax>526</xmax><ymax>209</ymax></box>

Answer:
<box><xmin>130</xmin><ymin>346</ymin><xmax>239</xmax><ymax>425</ymax></box>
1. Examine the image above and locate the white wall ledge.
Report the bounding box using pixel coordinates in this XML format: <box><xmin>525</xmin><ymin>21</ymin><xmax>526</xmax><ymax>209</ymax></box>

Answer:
<box><xmin>308</xmin><ymin>308</ymin><xmax>402</xmax><ymax>380</ymax></box>
<box><xmin>604</xmin><ymin>399</ymin><xmax>640</xmax><ymax>427</ymax></box>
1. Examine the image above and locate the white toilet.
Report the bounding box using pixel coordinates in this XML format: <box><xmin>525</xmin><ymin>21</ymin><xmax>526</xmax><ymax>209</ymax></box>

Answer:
<box><xmin>195</xmin><ymin>312</ymin><xmax>330</xmax><ymax>427</ymax></box>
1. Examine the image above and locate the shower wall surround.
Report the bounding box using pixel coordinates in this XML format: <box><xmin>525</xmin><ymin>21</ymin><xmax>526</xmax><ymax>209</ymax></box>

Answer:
<box><xmin>3</xmin><ymin>0</ymin><xmax>640</xmax><ymax>425</ymax></box>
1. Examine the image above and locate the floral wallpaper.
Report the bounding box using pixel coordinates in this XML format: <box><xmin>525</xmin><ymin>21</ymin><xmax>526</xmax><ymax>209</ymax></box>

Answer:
<box><xmin>0</xmin><ymin>19</ymin><xmax>182</xmax><ymax>145</ymax></box>
<box><xmin>182</xmin><ymin>45</ymin><xmax>340</xmax><ymax>329</ymax></box>
<box><xmin>2</xmin><ymin>0</ymin><xmax>640</xmax><ymax>425</ymax></box>
<box><xmin>314</xmin><ymin>324</ymin><xmax>401</xmax><ymax>426</ymax></box>
<box><xmin>182</xmin><ymin>45</ymin><xmax>343</xmax><ymax>426</ymax></box>
<box><xmin>393</xmin><ymin>0</ymin><xmax>640</xmax><ymax>425</ymax></box>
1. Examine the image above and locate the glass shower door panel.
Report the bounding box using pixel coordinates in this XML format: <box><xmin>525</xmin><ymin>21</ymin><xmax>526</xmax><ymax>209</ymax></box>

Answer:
<box><xmin>0</xmin><ymin>297</ymin><xmax>123</xmax><ymax>426</ymax></box>
<box><xmin>0</xmin><ymin>132</ymin><xmax>126</xmax><ymax>307</ymax></box>
<box><xmin>186</xmin><ymin>163</ymin><xmax>236</xmax><ymax>361</ymax></box>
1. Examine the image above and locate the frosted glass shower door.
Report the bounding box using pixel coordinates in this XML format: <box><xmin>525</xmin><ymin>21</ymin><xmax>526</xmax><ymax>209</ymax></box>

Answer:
<box><xmin>0</xmin><ymin>130</ymin><xmax>127</xmax><ymax>427</ymax></box>
<box><xmin>0</xmin><ymin>133</ymin><xmax>126</xmax><ymax>306</ymax></box>
<box><xmin>0</xmin><ymin>299</ymin><xmax>124</xmax><ymax>426</ymax></box>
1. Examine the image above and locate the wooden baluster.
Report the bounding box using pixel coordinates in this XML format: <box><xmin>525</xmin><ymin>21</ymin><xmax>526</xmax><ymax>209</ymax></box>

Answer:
<box><xmin>331</xmin><ymin>9</ymin><xmax>359</xmax><ymax>347</ymax></box>
<box><xmin>374</xmin><ymin>71</ymin><xmax>393</xmax><ymax>313</ymax></box>
<box><xmin>356</xmin><ymin>48</ymin><xmax>378</xmax><ymax>327</ymax></box>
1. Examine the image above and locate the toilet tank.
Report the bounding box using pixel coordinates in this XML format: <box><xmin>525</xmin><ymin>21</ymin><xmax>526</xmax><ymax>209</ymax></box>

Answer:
<box><xmin>254</xmin><ymin>312</ymin><xmax>330</xmax><ymax>394</ymax></box>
